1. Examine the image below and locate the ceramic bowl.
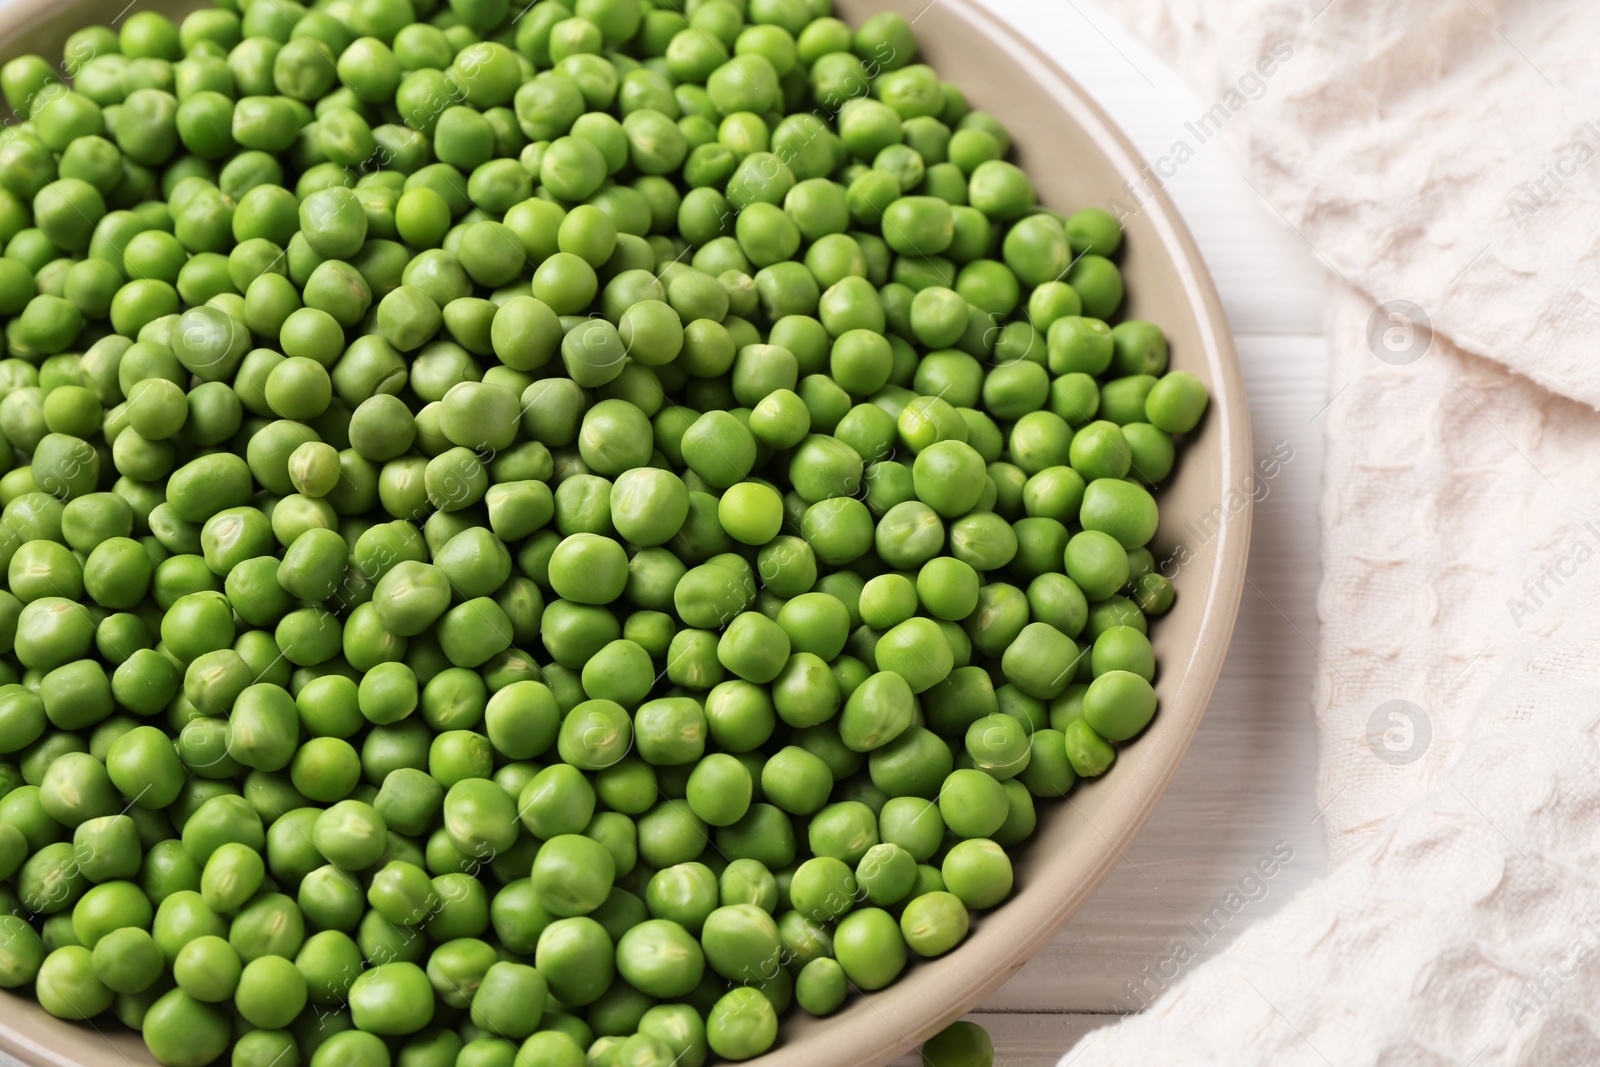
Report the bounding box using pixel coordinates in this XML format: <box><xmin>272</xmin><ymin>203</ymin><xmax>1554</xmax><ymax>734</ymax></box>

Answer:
<box><xmin>0</xmin><ymin>1</ymin><xmax>1251</xmax><ymax>1063</ymax></box>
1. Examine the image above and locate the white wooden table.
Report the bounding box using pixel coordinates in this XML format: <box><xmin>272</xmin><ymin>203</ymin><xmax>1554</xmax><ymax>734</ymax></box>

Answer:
<box><xmin>893</xmin><ymin>1</ymin><xmax>1334</xmax><ymax>1061</ymax></box>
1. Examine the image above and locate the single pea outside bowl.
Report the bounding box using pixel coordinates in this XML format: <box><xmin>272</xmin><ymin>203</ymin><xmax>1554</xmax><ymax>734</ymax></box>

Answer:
<box><xmin>0</xmin><ymin>0</ymin><xmax>1252</xmax><ymax>1063</ymax></box>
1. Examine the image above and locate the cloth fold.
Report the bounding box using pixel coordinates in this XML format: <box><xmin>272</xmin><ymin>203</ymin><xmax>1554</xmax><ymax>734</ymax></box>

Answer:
<box><xmin>1058</xmin><ymin>1</ymin><xmax>1600</xmax><ymax>1063</ymax></box>
<box><xmin>1110</xmin><ymin>0</ymin><xmax>1600</xmax><ymax>411</ymax></box>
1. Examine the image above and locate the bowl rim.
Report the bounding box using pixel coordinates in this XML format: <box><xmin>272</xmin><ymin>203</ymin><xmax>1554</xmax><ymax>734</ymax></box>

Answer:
<box><xmin>749</xmin><ymin>1</ymin><xmax>1254</xmax><ymax>1060</ymax></box>
<box><xmin>0</xmin><ymin>0</ymin><xmax>1253</xmax><ymax>1065</ymax></box>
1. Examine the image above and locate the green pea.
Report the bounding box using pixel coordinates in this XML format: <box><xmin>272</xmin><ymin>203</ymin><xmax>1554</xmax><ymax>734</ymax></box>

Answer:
<box><xmin>832</xmin><ymin>906</ymin><xmax>906</xmax><ymax>991</ymax></box>
<box><xmin>922</xmin><ymin>1021</ymin><xmax>996</xmax><ymax>1067</ymax></box>
<box><xmin>348</xmin><ymin>961</ymin><xmax>435</xmax><ymax>1035</ymax></box>
<box><xmin>795</xmin><ymin>956</ymin><xmax>847</xmax><ymax>1016</ymax></box>
<box><xmin>705</xmin><ymin>987</ymin><xmax>777</xmax><ymax>1061</ymax></box>
<box><xmin>1144</xmin><ymin>370</ymin><xmax>1209</xmax><ymax>433</ymax></box>
<box><xmin>1065</xmin><ymin>529</ymin><xmax>1131</xmax><ymax>602</ymax></box>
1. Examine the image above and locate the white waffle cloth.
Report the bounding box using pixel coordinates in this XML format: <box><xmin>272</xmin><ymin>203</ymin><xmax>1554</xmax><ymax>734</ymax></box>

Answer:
<box><xmin>1062</xmin><ymin>1</ymin><xmax>1600</xmax><ymax>1063</ymax></box>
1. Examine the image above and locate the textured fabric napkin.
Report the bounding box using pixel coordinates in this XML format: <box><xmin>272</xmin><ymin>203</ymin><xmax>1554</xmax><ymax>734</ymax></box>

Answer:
<box><xmin>1060</xmin><ymin>0</ymin><xmax>1600</xmax><ymax>1062</ymax></box>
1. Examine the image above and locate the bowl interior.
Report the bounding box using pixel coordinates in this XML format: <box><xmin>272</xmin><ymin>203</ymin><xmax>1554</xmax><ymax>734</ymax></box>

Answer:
<box><xmin>0</xmin><ymin>0</ymin><xmax>1251</xmax><ymax>1064</ymax></box>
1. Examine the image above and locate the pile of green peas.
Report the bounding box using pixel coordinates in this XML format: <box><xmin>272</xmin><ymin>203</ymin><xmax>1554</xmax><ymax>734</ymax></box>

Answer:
<box><xmin>0</xmin><ymin>0</ymin><xmax>1210</xmax><ymax>1064</ymax></box>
